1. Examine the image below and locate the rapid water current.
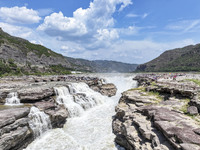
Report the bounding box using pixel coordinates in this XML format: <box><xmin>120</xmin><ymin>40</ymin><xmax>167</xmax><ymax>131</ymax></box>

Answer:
<box><xmin>24</xmin><ymin>73</ymin><xmax>137</xmax><ymax>150</ymax></box>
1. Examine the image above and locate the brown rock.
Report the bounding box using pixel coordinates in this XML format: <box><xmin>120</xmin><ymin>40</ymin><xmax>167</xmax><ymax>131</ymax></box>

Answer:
<box><xmin>45</xmin><ymin>105</ymin><xmax>68</xmax><ymax>128</ymax></box>
<box><xmin>98</xmin><ymin>83</ymin><xmax>117</xmax><ymax>97</ymax></box>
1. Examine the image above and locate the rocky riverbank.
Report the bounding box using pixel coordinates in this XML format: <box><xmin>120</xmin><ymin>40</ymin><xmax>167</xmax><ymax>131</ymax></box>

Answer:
<box><xmin>0</xmin><ymin>75</ymin><xmax>117</xmax><ymax>150</ymax></box>
<box><xmin>113</xmin><ymin>74</ymin><xmax>200</xmax><ymax>150</ymax></box>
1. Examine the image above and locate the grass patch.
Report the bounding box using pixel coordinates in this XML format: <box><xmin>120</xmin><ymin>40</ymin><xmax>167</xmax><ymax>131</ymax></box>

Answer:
<box><xmin>0</xmin><ymin>39</ymin><xmax>4</xmax><ymax>45</ymax></box>
<box><xmin>179</xmin><ymin>98</ymin><xmax>190</xmax><ymax>113</ymax></box>
<box><xmin>145</xmin><ymin>91</ymin><xmax>163</xmax><ymax>101</ymax></box>
<box><xmin>151</xmin><ymin>81</ymin><xmax>157</xmax><ymax>86</ymax></box>
<box><xmin>128</xmin><ymin>87</ymin><xmax>145</xmax><ymax>92</ymax></box>
<box><xmin>185</xmin><ymin>79</ymin><xmax>200</xmax><ymax>86</ymax></box>
<box><xmin>49</xmin><ymin>64</ymin><xmax>71</xmax><ymax>75</ymax></box>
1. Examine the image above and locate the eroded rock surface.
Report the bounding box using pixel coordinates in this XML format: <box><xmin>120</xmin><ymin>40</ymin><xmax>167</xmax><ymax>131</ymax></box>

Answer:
<box><xmin>113</xmin><ymin>75</ymin><xmax>200</xmax><ymax>150</ymax></box>
<box><xmin>0</xmin><ymin>75</ymin><xmax>117</xmax><ymax>150</ymax></box>
<box><xmin>0</xmin><ymin>107</ymin><xmax>33</xmax><ymax>150</ymax></box>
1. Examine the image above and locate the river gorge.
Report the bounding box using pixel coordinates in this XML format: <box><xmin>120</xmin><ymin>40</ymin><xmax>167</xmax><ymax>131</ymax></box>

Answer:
<box><xmin>25</xmin><ymin>74</ymin><xmax>137</xmax><ymax>150</ymax></box>
<box><xmin>2</xmin><ymin>73</ymin><xmax>200</xmax><ymax>150</ymax></box>
<box><xmin>0</xmin><ymin>74</ymin><xmax>137</xmax><ymax>150</ymax></box>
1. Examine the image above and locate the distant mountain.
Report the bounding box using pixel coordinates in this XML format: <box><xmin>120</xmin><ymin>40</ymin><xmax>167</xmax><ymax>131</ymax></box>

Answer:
<box><xmin>0</xmin><ymin>28</ymin><xmax>137</xmax><ymax>76</ymax></box>
<box><xmin>136</xmin><ymin>44</ymin><xmax>200</xmax><ymax>72</ymax></box>
<box><xmin>66</xmin><ymin>57</ymin><xmax>138</xmax><ymax>73</ymax></box>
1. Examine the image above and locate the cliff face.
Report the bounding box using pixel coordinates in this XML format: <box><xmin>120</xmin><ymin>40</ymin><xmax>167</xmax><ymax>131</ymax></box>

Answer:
<box><xmin>113</xmin><ymin>74</ymin><xmax>200</xmax><ymax>150</ymax></box>
<box><xmin>136</xmin><ymin>44</ymin><xmax>200</xmax><ymax>72</ymax></box>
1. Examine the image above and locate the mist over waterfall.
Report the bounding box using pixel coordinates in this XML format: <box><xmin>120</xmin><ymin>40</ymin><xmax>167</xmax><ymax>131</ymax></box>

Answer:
<box><xmin>54</xmin><ymin>86</ymin><xmax>84</xmax><ymax>117</ymax></box>
<box><xmin>5</xmin><ymin>92</ymin><xmax>21</xmax><ymax>105</ymax></box>
<box><xmin>25</xmin><ymin>74</ymin><xmax>137</xmax><ymax>150</ymax></box>
<box><xmin>54</xmin><ymin>83</ymin><xmax>105</xmax><ymax>117</ymax></box>
<box><xmin>28</xmin><ymin>106</ymin><xmax>52</xmax><ymax>138</ymax></box>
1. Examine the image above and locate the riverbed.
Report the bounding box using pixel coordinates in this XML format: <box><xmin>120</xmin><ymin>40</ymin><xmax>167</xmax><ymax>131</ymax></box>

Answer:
<box><xmin>24</xmin><ymin>74</ymin><xmax>137</xmax><ymax>150</ymax></box>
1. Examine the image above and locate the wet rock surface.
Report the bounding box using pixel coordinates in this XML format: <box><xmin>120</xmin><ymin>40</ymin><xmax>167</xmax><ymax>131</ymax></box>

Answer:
<box><xmin>0</xmin><ymin>107</ymin><xmax>33</xmax><ymax>150</ymax></box>
<box><xmin>113</xmin><ymin>74</ymin><xmax>200</xmax><ymax>150</ymax></box>
<box><xmin>90</xmin><ymin>83</ymin><xmax>117</xmax><ymax>97</ymax></box>
<box><xmin>0</xmin><ymin>75</ymin><xmax>117</xmax><ymax>150</ymax></box>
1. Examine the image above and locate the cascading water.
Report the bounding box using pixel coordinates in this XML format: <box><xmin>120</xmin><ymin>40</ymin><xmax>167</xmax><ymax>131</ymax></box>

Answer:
<box><xmin>24</xmin><ymin>74</ymin><xmax>137</xmax><ymax>150</ymax></box>
<box><xmin>54</xmin><ymin>83</ymin><xmax>105</xmax><ymax>117</ymax></box>
<box><xmin>28</xmin><ymin>106</ymin><xmax>52</xmax><ymax>138</ymax></box>
<box><xmin>54</xmin><ymin>86</ymin><xmax>84</xmax><ymax>117</ymax></box>
<box><xmin>5</xmin><ymin>92</ymin><xmax>21</xmax><ymax>105</ymax></box>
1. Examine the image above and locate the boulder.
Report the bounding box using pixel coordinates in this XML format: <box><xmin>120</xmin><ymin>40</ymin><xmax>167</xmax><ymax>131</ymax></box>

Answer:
<box><xmin>187</xmin><ymin>106</ymin><xmax>198</xmax><ymax>115</ymax></box>
<box><xmin>99</xmin><ymin>83</ymin><xmax>117</xmax><ymax>97</ymax></box>
<box><xmin>45</xmin><ymin>105</ymin><xmax>68</xmax><ymax>128</ymax></box>
<box><xmin>34</xmin><ymin>100</ymin><xmax>56</xmax><ymax>111</ymax></box>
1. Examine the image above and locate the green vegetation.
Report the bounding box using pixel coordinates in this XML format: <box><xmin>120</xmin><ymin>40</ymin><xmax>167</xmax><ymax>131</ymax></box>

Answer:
<box><xmin>0</xmin><ymin>39</ymin><xmax>4</xmax><ymax>45</ymax></box>
<box><xmin>185</xmin><ymin>79</ymin><xmax>200</xmax><ymax>86</ymax></box>
<box><xmin>24</xmin><ymin>41</ymin><xmax>62</xmax><ymax>57</ymax></box>
<box><xmin>49</xmin><ymin>64</ymin><xmax>71</xmax><ymax>75</ymax></box>
<box><xmin>144</xmin><ymin>91</ymin><xmax>163</xmax><ymax>101</ymax></box>
<box><xmin>0</xmin><ymin>61</ymin><xmax>23</xmax><ymax>77</ymax></box>
<box><xmin>0</xmin><ymin>29</ymin><xmax>62</xmax><ymax>58</ymax></box>
<box><xmin>0</xmin><ymin>59</ymin><xmax>72</xmax><ymax>77</ymax></box>
<box><xmin>136</xmin><ymin>44</ymin><xmax>200</xmax><ymax>72</ymax></box>
<box><xmin>128</xmin><ymin>87</ymin><xmax>145</xmax><ymax>92</ymax></box>
<box><xmin>151</xmin><ymin>81</ymin><xmax>157</xmax><ymax>86</ymax></box>
<box><xmin>179</xmin><ymin>98</ymin><xmax>190</xmax><ymax>114</ymax></box>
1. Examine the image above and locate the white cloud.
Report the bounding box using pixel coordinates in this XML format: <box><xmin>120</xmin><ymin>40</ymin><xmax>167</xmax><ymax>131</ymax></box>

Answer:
<box><xmin>0</xmin><ymin>22</ymin><xmax>52</xmax><ymax>47</ymax></box>
<box><xmin>38</xmin><ymin>11</ymin><xmax>87</xmax><ymax>37</ymax></box>
<box><xmin>0</xmin><ymin>22</ymin><xmax>33</xmax><ymax>38</ymax></box>
<box><xmin>60</xmin><ymin>39</ymin><xmax>196</xmax><ymax>64</ymax></box>
<box><xmin>142</xmin><ymin>13</ymin><xmax>148</xmax><ymax>19</ymax></box>
<box><xmin>166</xmin><ymin>19</ymin><xmax>200</xmax><ymax>32</ymax></box>
<box><xmin>126</xmin><ymin>13</ymin><xmax>149</xmax><ymax>19</ymax></box>
<box><xmin>126</xmin><ymin>13</ymin><xmax>139</xmax><ymax>18</ymax></box>
<box><xmin>118</xmin><ymin>0</ymin><xmax>133</xmax><ymax>11</ymax></box>
<box><xmin>61</xmin><ymin>45</ymin><xmax>77</xmax><ymax>53</ymax></box>
<box><xmin>117</xmin><ymin>26</ymin><xmax>139</xmax><ymax>35</ymax></box>
<box><xmin>1</xmin><ymin>21</ymin><xmax>196</xmax><ymax>64</ymax></box>
<box><xmin>38</xmin><ymin>0</ymin><xmax>132</xmax><ymax>48</ymax></box>
<box><xmin>0</xmin><ymin>6</ymin><xmax>41</xmax><ymax>24</ymax></box>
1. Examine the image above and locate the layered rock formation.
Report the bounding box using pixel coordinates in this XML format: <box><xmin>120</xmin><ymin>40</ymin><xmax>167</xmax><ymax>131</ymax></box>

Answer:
<box><xmin>0</xmin><ymin>75</ymin><xmax>117</xmax><ymax>150</ymax></box>
<box><xmin>0</xmin><ymin>107</ymin><xmax>33</xmax><ymax>150</ymax></box>
<box><xmin>113</xmin><ymin>74</ymin><xmax>200</xmax><ymax>150</ymax></box>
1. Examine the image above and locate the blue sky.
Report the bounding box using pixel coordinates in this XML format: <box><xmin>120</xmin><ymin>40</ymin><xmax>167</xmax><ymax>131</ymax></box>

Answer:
<box><xmin>0</xmin><ymin>0</ymin><xmax>200</xmax><ymax>64</ymax></box>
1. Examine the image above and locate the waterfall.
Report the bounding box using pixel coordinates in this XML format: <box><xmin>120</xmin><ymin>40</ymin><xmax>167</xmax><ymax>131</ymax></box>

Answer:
<box><xmin>28</xmin><ymin>106</ymin><xmax>52</xmax><ymax>138</ymax></box>
<box><xmin>25</xmin><ymin>74</ymin><xmax>137</xmax><ymax>150</ymax></box>
<box><xmin>5</xmin><ymin>92</ymin><xmax>21</xmax><ymax>105</ymax></box>
<box><xmin>54</xmin><ymin>86</ymin><xmax>84</xmax><ymax>117</ymax></box>
<box><xmin>72</xmin><ymin>82</ymin><xmax>104</xmax><ymax>109</ymax></box>
<box><xmin>54</xmin><ymin>83</ymin><xmax>105</xmax><ymax>117</ymax></box>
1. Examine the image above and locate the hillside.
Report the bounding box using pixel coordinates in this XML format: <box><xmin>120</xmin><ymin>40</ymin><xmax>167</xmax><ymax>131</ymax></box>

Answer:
<box><xmin>66</xmin><ymin>58</ymin><xmax>138</xmax><ymax>73</ymax></box>
<box><xmin>0</xmin><ymin>28</ymin><xmax>137</xmax><ymax>76</ymax></box>
<box><xmin>136</xmin><ymin>44</ymin><xmax>200</xmax><ymax>72</ymax></box>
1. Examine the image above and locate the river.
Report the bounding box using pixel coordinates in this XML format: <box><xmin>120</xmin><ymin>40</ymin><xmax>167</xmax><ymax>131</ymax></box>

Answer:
<box><xmin>24</xmin><ymin>73</ymin><xmax>137</xmax><ymax>150</ymax></box>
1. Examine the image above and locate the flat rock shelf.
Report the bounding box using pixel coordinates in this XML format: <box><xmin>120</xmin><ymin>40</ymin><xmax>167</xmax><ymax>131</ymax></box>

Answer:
<box><xmin>113</xmin><ymin>74</ymin><xmax>200</xmax><ymax>150</ymax></box>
